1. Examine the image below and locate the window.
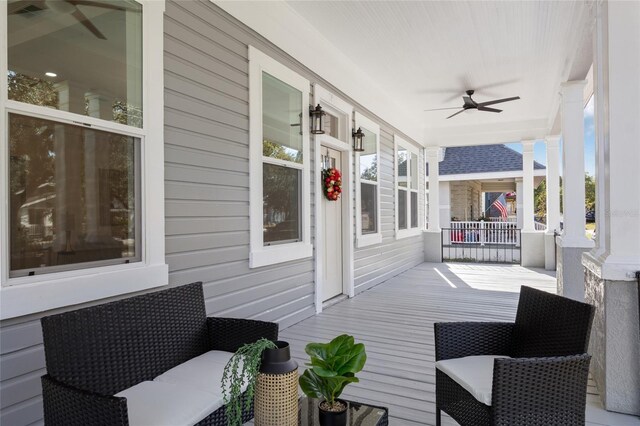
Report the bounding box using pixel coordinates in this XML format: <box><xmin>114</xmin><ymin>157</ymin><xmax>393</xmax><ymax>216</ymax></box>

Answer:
<box><xmin>8</xmin><ymin>114</ymin><xmax>141</xmax><ymax>277</ymax></box>
<box><xmin>249</xmin><ymin>46</ymin><xmax>312</xmax><ymax>268</ymax></box>
<box><xmin>395</xmin><ymin>136</ymin><xmax>422</xmax><ymax>238</ymax></box>
<box><xmin>355</xmin><ymin>113</ymin><xmax>381</xmax><ymax>247</ymax></box>
<box><xmin>1</xmin><ymin>0</ymin><xmax>167</xmax><ymax>319</ymax></box>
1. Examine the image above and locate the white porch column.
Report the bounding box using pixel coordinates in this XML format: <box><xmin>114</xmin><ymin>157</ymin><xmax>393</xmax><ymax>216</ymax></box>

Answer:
<box><xmin>556</xmin><ymin>80</ymin><xmax>593</xmax><ymax>301</ymax></box>
<box><xmin>520</xmin><ymin>140</ymin><xmax>545</xmax><ymax>267</ymax></box>
<box><xmin>424</xmin><ymin>146</ymin><xmax>442</xmax><ymax>262</ymax></box>
<box><xmin>560</xmin><ymin>81</ymin><xmax>592</xmax><ymax>248</ymax></box>
<box><xmin>545</xmin><ymin>136</ymin><xmax>561</xmax><ymax>233</ymax></box>
<box><xmin>515</xmin><ymin>178</ymin><xmax>523</xmax><ymax>229</ymax></box>
<box><xmin>583</xmin><ymin>0</ymin><xmax>640</xmax><ymax>415</ymax></box>
<box><xmin>426</xmin><ymin>147</ymin><xmax>440</xmax><ymax>231</ymax></box>
<box><xmin>544</xmin><ymin>135</ymin><xmax>561</xmax><ymax>270</ymax></box>
<box><xmin>521</xmin><ymin>140</ymin><xmax>535</xmax><ymax>232</ymax></box>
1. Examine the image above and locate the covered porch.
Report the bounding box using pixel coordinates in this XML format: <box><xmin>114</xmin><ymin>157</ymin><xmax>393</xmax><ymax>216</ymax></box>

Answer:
<box><xmin>281</xmin><ymin>263</ymin><xmax>640</xmax><ymax>426</ymax></box>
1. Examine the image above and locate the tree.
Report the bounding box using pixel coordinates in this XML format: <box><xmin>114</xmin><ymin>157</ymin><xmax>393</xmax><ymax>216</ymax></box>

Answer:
<box><xmin>585</xmin><ymin>174</ymin><xmax>596</xmax><ymax>211</ymax></box>
<box><xmin>533</xmin><ymin>174</ymin><xmax>595</xmax><ymax>221</ymax></box>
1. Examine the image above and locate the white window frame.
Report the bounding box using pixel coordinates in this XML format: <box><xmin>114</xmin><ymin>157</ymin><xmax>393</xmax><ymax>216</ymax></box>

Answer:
<box><xmin>355</xmin><ymin>112</ymin><xmax>382</xmax><ymax>248</ymax></box>
<box><xmin>0</xmin><ymin>0</ymin><xmax>168</xmax><ymax>320</ymax></box>
<box><xmin>395</xmin><ymin>135</ymin><xmax>422</xmax><ymax>239</ymax></box>
<box><xmin>248</xmin><ymin>46</ymin><xmax>312</xmax><ymax>268</ymax></box>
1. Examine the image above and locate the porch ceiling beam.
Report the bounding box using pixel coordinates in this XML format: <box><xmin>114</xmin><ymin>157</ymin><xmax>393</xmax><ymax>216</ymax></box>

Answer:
<box><xmin>424</xmin><ymin>118</ymin><xmax>549</xmax><ymax>148</ymax></box>
<box><xmin>437</xmin><ymin>169</ymin><xmax>546</xmax><ymax>182</ymax></box>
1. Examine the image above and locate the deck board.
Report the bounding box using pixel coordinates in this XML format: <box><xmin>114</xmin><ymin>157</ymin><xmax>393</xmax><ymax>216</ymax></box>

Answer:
<box><xmin>280</xmin><ymin>262</ymin><xmax>640</xmax><ymax>426</ymax></box>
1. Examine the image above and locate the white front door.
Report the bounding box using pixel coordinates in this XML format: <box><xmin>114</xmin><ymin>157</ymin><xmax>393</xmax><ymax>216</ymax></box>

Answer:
<box><xmin>321</xmin><ymin>147</ymin><xmax>343</xmax><ymax>301</ymax></box>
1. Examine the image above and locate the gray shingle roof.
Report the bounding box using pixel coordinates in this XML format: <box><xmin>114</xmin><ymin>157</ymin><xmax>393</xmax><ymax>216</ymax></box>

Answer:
<box><xmin>427</xmin><ymin>144</ymin><xmax>545</xmax><ymax>176</ymax></box>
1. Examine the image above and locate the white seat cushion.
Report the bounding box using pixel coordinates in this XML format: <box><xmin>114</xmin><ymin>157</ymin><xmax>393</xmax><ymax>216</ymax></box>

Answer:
<box><xmin>116</xmin><ymin>380</ymin><xmax>222</xmax><ymax>426</ymax></box>
<box><xmin>153</xmin><ymin>350</ymin><xmax>246</xmax><ymax>397</ymax></box>
<box><xmin>435</xmin><ymin>355</ymin><xmax>510</xmax><ymax>406</ymax></box>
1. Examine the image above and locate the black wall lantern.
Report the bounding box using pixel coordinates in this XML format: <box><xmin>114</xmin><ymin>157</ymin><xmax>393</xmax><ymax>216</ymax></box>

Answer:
<box><xmin>310</xmin><ymin>104</ymin><xmax>326</xmax><ymax>134</ymax></box>
<box><xmin>352</xmin><ymin>127</ymin><xmax>365</xmax><ymax>152</ymax></box>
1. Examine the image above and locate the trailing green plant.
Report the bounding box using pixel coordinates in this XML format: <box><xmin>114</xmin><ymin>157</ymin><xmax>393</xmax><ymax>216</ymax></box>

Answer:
<box><xmin>221</xmin><ymin>338</ymin><xmax>277</xmax><ymax>426</ymax></box>
<box><xmin>299</xmin><ymin>334</ymin><xmax>367</xmax><ymax>410</ymax></box>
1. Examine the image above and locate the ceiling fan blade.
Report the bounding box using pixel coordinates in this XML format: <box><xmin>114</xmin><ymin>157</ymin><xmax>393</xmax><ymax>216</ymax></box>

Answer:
<box><xmin>478</xmin><ymin>96</ymin><xmax>520</xmax><ymax>107</ymax></box>
<box><xmin>8</xmin><ymin>0</ymin><xmax>46</xmax><ymax>14</ymax></box>
<box><xmin>463</xmin><ymin>96</ymin><xmax>476</xmax><ymax>106</ymax></box>
<box><xmin>68</xmin><ymin>0</ymin><xmax>129</xmax><ymax>11</ymax></box>
<box><xmin>424</xmin><ymin>107</ymin><xmax>462</xmax><ymax>112</ymax></box>
<box><xmin>478</xmin><ymin>106</ymin><xmax>502</xmax><ymax>113</ymax></box>
<box><xmin>71</xmin><ymin>8</ymin><xmax>107</xmax><ymax>39</ymax></box>
<box><xmin>446</xmin><ymin>109</ymin><xmax>466</xmax><ymax>119</ymax></box>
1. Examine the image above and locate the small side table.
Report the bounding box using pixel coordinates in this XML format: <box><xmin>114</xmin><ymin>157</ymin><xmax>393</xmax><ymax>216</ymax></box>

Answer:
<box><xmin>298</xmin><ymin>397</ymin><xmax>388</xmax><ymax>426</ymax></box>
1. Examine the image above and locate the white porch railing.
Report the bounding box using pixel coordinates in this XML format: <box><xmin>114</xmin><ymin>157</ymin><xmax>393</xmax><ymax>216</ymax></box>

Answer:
<box><xmin>448</xmin><ymin>221</ymin><xmax>519</xmax><ymax>245</ymax></box>
<box><xmin>488</xmin><ymin>217</ymin><xmax>517</xmax><ymax>223</ymax></box>
<box><xmin>483</xmin><ymin>218</ymin><xmax>547</xmax><ymax>231</ymax></box>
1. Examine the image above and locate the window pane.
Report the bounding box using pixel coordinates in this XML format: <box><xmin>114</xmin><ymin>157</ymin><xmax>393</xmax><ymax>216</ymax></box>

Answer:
<box><xmin>262</xmin><ymin>72</ymin><xmax>303</xmax><ymax>163</ymax></box>
<box><xmin>263</xmin><ymin>163</ymin><xmax>301</xmax><ymax>244</ymax></box>
<box><xmin>398</xmin><ymin>189</ymin><xmax>407</xmax><ymax>230</ymax></box>
<box><xmin>323</xmin><ymin>112</ymin><xmax>339</xmax><ymax>140</ymax></box>
<box><xmin>411</xmin><ymin>192</ymin><xmax>418</xmax><ymax>228</ymax></box>
<box><xmin>359</xmin><ymin>127</ymin><xmax>377</xmax><ymax>181</ymax></box>
<box><xmin>361</xmin><ymin>183</ymin><xmax>377</xmax><ymax>234</ymax></box>
<box><xmin>8</xmin><ymin>0</ymin><xmax>143</xmax><ymax>127</ymax></box>
<box><xmin>410</xmin><ymin>153</ymin><xmax>418</xmax><ymax>189</ymax></box>
<box><xmin>397</xmin><ymin>148</ymin><xmax>407</xmax><ymax>187</ymax></box>
<box><xmin>9</xmin><ymin>113</ymin><xmax>140</xmax><ymax>276</ymax></box>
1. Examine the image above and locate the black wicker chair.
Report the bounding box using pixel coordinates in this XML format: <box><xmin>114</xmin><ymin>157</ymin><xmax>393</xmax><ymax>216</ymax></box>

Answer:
<box><xmin>434</xmin><ymin>286</ymin><xmax>595</xmax><ymax>426</ymax></box>
<box><xmin>40</xmin><ymin>282</ymin><xmax>278</xmax><ymax>426</ymax></box>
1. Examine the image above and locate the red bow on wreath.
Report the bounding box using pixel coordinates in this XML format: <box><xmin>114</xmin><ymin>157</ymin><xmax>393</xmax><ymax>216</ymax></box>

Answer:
<box><xmin>322</xmin><ymin>168</ymin><xmax>342</xmax><ymax>201</ymax></box>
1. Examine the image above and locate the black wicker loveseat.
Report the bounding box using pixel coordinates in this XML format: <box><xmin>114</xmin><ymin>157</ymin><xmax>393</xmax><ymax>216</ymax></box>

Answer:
<box><xmin>40</xmin><ymin>282</ymin><xmax>278</xmax><ymax>426</ymax></box>
<box><xmin>434</xmin><ymin>286</ymin><xmax>595</xmax><ymax>426</ymax></box>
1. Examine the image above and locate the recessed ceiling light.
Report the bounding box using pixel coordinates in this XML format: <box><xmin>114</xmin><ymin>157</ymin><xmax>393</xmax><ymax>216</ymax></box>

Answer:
<box><xmin>45</xmin><ymin>72</ymin><xmax>57</xmax><ymax>78</ymax></box>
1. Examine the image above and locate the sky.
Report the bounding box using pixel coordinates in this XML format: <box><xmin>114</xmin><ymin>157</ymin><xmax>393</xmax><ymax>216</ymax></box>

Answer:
<box><xmin>505</xmin><ymin>96</ymin><xmax>596</xmax><ymax>176</ymax></box>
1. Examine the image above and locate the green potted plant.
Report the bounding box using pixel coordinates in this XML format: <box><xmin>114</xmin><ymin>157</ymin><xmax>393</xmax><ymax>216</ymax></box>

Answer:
<box><xmin>221</xmin><ymin>338</ymin><xmax>277</xmax><ymax>426</ymax></box>
<box><xmin>299</xmin><ymin>335</ymin><xmax>367</xmax><ymax>426</ymax></box>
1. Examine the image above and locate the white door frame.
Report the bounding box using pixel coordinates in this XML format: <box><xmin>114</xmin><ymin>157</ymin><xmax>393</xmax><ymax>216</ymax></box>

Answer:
<box><xmin>313</xmin><ymin>84</ymin><xmax>354</xmax><ymax>314</ymax></box>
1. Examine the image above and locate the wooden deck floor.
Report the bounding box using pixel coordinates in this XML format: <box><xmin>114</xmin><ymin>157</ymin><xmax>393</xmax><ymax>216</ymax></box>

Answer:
<box><xmin>280</xmin><ymin>262</ymin><xmax>640</xmax><ymax>426</ymax></box>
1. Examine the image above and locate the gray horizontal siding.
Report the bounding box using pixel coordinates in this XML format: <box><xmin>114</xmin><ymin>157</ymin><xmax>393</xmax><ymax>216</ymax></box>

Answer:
<box><xmin>353</xmin><ymin>127</ymin><xmax>425</xmax><ymax>294</ymax></box>
<box><xmin>163</xmin><ymin>0</ymin><xmax>316</xmax><ymax>329</ymax></box>
<box><xmin>0</xmin><ymin>1</ymin><xmax>424</xmax><ymax>424</ymax></box>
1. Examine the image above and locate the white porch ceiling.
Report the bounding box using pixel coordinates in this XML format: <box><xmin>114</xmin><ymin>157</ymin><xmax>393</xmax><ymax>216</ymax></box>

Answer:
<box><xmin>284</xmin><ymin>1</ymin><xmax>594</xmax><ymax>147</ymax></box>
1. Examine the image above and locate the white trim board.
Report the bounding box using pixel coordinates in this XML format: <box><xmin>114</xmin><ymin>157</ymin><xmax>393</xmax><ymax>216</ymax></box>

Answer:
<box><xmin>313</xmin><ymin>85</ymin><xmax>355</xmax><ymax>314</ymax></box>
<box><xmin>394</xmin><ymin>135</ymin><xmax>423</xmax><ymax>239</ymax></box>
<box><xmin>436</xmin><ymin>169</ymin><xmax>547</xmax><ymax>182</ymax></box>
<box><xmin>0</xmin><ymin>0</ymin><xmax>168</xmax><ymax>319</ymax></box>
<box><xmin>213</xmin><ymin>0</ymin><xmax>422</xmax><ymax>145</ymax></box>
<box><xmin>355</xmin><ymin>112</ymin><xmax>382</xmax><ymax>248</ymax></box>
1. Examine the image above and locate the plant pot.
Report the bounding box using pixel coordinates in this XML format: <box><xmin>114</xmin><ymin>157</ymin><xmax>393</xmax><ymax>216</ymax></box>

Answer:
<box><xmin>260</xmin><ymin>341</ymin><xmax>298</xmax><ymax>374</ymax></box>
<box><xmin>254</xmin><ymin>341</ymin><xmax>298</xmax><ymax>426</ymax></box>
<box><xmin>318</xmin><ymin>399</ymin><xmax>348</xmax><ymax>426</ymax></box>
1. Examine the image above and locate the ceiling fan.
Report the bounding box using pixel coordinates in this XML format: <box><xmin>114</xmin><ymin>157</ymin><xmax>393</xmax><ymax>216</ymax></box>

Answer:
<box><xmin>425</xmin><ymin>90</ymin><xmax>521</xmax><ymax>119</ymax></box>
<box><xmin>8</xmin><ymin>0</ymin><xmax>131</xmax><ymax>40</ymax></box>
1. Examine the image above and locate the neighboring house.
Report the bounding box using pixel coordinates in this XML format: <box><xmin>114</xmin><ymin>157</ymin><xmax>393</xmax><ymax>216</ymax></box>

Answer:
<box><xmin>427</xmin><ymin>145</ymin><xmax>546</xmax><ymax>227</ymax></box>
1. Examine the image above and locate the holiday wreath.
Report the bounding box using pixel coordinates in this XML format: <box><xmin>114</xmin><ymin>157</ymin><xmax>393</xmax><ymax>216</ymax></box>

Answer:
<box><xmin>322</xmin><ymin>168</ymin><xmax>342</xmax><ymax>201</ymax></box>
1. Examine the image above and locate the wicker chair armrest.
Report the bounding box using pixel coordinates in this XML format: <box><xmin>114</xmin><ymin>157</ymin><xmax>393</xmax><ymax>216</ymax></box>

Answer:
<box><xmin>434</xmin><ymin>322</ymin><xmax>514</xmax><ymax>361</ymax></box>
<box><xmin>492</xmin><ymin>354</ymin><xmax>591</xmax><ymax>426</ymax></box>
<box><xmin>207</xmin><ymin>317</ymin><xmax>279</xmax><ymax>352</ymax></box>
<box><xmin>42</xmin><ymin>375</ymin><xmax>129</xmax><ymax>426</ymax></box>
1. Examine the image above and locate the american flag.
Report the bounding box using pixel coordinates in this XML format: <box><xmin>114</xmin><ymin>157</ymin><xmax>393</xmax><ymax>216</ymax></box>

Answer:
<box><xmin>491</xmin><ymin>194</ymin><xmax>509</xmax><ymax>219</ymax></box>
